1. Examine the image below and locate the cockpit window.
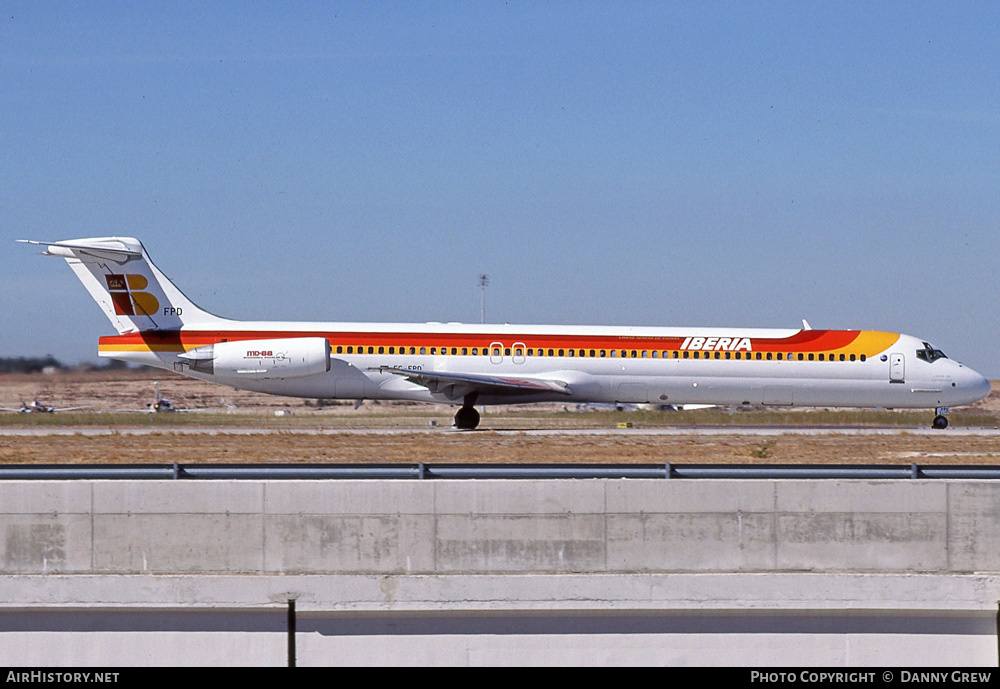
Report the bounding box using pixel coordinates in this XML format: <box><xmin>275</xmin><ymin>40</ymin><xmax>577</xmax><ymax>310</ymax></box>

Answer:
<box><xmin>916</xmin><ymin>341</ymin><xmax>947</xmax><ymax>363</ymax></box>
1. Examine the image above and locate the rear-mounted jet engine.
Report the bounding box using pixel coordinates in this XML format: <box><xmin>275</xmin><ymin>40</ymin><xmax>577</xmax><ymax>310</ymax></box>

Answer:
<box><xmin>179</xmin><ymin>337</ymin><xmax>331</xmax><ymax>379</ymax></box>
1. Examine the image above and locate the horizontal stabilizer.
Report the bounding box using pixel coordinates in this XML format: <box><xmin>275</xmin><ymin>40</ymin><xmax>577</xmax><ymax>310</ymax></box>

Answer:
<box><xmin>18</xmin><ymin>238</ymin><xmax>142</xmax><ymax>263</ymax></box>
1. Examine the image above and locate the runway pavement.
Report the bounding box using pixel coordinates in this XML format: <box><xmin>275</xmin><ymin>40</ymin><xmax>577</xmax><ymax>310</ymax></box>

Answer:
<box><xmin>2</xmin><ymin>425</ymin><xmax>999</xmax><ymax>437</ymax></box>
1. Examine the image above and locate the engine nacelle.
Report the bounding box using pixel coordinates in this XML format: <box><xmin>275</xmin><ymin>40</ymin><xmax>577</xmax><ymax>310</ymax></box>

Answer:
<box><xmin>179</xmin><ymin>337</ymin><xmax>331</xmax><ymax>379</ymax></box>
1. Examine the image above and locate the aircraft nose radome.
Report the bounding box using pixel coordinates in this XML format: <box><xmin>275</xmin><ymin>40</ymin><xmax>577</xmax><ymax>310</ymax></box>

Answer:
<box><xmin>972</xmin><ymin>372</ymin><xmax>991</xmax><ymax>402</ymax></box>
<box><xmin>958</xmin><ymin>368</ymin><xmax>992</xmax><ymax>406</ymax></box>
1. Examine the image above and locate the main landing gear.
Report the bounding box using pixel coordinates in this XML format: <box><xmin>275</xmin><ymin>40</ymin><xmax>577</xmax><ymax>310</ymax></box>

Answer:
<box><xmin>932</xmin><ymin>407</ymin><xmax>950</xmax><ymax>430</ymax></box>
<box><xmin>453</xmin><ymin>393</ymin><xmax>481</xmax><ymax>430</ymax></box>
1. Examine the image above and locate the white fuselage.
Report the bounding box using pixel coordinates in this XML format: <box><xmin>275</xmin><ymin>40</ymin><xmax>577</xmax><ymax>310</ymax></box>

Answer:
<box><xmin>100</xmin><ymin>321</ymin><xmax>991</xmax><ymax>411</ymax></box>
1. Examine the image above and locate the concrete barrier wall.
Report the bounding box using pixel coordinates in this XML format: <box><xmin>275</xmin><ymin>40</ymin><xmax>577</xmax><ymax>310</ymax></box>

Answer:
<box><xmin>2</xmin><ymin>479</ymin><xmax>1000</xmax><ymax>575</ymax></box>
<box><xmin>3</xmin><ymin>479</ymin><xmax>1000</xmax><ymax>665</ymax></box>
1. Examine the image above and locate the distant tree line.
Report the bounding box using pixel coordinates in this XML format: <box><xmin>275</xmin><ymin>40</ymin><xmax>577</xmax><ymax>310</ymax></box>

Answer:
<box><xmin>0</xmin><ymin>357</ymin><xmax>132</xmax><ymax>374</ymax></box>
<box><xmin>0</xmin><ymin>356</ymin><xmax>64</xmax><ymax>374</ymax></box>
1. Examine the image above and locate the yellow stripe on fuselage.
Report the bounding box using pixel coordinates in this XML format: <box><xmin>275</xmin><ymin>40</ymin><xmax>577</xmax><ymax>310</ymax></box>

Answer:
<box><xmin>827</xmin><ymin>331</ymin><xmax>900</xmax><ymax>357</ymax></box>
<box><xmin>99</xmin><ymin>343</ymin><xmax>188</xmax><ymax>352</ymax></box>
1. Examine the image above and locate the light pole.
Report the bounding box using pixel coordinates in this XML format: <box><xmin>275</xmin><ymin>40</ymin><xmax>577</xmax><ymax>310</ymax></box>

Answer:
<box><xmin>478</xmin><ymin>274</ymin><xmax>489</xmax><ymax>324</ymax></box>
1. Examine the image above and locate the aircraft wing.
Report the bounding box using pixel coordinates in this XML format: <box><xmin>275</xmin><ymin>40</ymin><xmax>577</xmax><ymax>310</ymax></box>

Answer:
<box><xmin>374</xmin><ymin>366</ymin><xmax>571</xmax><ymax>402</ymax></box>
<box><xmin>0</xmin><ymin>405</ymin><xmax>91</xmax><ymax>413</ymax></box>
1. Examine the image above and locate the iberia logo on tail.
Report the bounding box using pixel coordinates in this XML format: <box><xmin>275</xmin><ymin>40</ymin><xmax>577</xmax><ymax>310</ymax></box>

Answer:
<box><xmin>105</xmin><ymin>274</ymin><xmax>159</xmax><ymax>316</ymax></box>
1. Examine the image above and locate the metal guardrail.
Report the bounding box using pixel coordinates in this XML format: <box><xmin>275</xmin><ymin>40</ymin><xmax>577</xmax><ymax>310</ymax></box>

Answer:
<box><xmin>1</xmin><ymin>463</ymin><xmax>1000</xmax><ymax>480</ymax></box>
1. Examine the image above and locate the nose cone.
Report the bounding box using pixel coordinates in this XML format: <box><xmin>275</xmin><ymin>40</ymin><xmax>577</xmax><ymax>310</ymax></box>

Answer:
<box><xmin>954</xmin><ymin>366</ymin><xmax>991</xmax><ymax>406</ymax></box>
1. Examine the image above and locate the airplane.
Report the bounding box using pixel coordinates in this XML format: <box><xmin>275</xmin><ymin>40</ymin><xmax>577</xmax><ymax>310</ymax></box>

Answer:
<box><xmin>0</xmin><ymin>399</ymin><xmax>90</xmax><ymax>413</ymax></box>
<box><xmin>144</xmin><ymin>382</ymin><xmax>184</xmax><ymax>412</ymax></box>
<box><xmin>19</xmin><ymin>237</ymin><xmax>991</xmax><ymax>430</ymax></box>
<box><xmin>111</xmin><ymin>382</ymin><xmax>203</xmax><ymax>413</ymax></box>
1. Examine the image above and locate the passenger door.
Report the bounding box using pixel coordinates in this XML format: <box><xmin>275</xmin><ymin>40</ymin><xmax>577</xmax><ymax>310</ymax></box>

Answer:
<box><xmin>889</xmin><ymin>353</ymin><xmax>905</xmax><ymax>383</ymax></box>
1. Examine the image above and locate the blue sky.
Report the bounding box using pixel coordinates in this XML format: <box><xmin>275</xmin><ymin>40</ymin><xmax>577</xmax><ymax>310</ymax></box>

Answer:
<box><xmin>3</xmin><ymin>2</ymin><xmax>999</xmax><ymax>375</ymax></box>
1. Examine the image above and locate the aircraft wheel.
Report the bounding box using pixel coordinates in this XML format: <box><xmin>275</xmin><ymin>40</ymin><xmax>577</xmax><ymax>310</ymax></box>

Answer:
<box><xmin>454</xmin><ymin>406</ymin><xmax>480</xmax><ymax>430</ymax></box>
<box><xmin>932</xmin><ymin>415</ymin><xmax>949</xmax><ymax>430</ymax></box>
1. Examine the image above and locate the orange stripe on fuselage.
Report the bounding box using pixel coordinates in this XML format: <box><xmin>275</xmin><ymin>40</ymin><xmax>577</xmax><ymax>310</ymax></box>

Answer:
<box><xmin>98</xmin><ymin>329</ymin><xmax>901</xmax><ymax>357</ymax></box>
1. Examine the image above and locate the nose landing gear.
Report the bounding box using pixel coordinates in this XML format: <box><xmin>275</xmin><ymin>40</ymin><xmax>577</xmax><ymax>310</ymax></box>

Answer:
<box><xmin>932</xmin><ymin>407</ymin><xmax>950</xmax><ymax>429</ymax></box>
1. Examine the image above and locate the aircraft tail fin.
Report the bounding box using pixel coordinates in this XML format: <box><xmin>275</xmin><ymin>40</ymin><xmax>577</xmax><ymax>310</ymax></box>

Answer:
<box><xmin>18</xmin><ymin>237</ymin><xmax>226</xmax><ymax>334</ymax></box>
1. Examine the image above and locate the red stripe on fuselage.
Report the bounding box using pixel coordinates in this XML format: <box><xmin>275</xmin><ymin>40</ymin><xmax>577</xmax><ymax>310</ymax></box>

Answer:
<box><xmin>99</xmin><ymin>329</ymin><xmax>864</xmax><ymax>353</ymax></box>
